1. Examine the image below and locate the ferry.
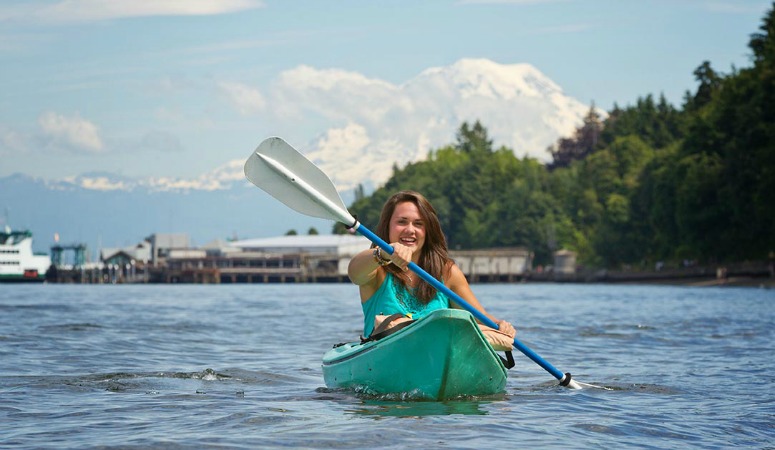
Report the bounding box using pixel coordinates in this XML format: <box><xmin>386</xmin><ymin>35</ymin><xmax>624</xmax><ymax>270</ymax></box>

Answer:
<box><xmin>0</xmin><ymin>226</ymin><xmax>51</xmax><ymax>282</ymax></box>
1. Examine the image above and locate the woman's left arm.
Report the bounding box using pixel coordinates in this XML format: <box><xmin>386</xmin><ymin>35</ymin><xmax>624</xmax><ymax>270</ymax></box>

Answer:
<box><xmin>446</xmin><ymin>263</ymin><xmax>516</xmax><ymax>338</ymax></box>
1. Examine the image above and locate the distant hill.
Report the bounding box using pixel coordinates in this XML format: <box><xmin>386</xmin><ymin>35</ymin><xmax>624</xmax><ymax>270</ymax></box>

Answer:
<box><xmin>0</xmin><ymin>173</ymin><xmax>332</xmax><ymax>259</ymax></box>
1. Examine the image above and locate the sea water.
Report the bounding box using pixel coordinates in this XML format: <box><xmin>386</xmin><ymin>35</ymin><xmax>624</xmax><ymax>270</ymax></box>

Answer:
<box><xmin>1</xmin><ymin>283</ymin><xmax>773</xmax><ymax>448</ymax></box>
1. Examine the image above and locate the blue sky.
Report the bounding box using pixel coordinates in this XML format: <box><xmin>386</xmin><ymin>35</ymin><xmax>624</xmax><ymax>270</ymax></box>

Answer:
<box><xmin>0</xmin><ymin>0</ymin><xmax>771</xmax><ymax>184</ymax></box>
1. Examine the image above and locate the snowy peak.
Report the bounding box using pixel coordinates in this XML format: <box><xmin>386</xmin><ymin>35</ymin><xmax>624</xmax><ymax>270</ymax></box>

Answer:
<box><xmin>417</xmin><ymin>58</ymin><xmax>563</xmax><ymax>100</ymax></box>
<box><xmin>42</xmin><ymin>160</ymin><xmax>246</xmax><ymax>193</ymax></box>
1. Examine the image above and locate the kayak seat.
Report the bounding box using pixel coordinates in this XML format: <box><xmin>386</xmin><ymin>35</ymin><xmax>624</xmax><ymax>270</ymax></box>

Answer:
<box><xmin>360</xmin><ymin>313</ymin><xmax>415</xmax><ymax>344</ymax></box>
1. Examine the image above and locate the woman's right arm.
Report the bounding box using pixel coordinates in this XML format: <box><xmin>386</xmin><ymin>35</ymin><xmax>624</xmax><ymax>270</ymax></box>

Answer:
<box><xmin>349</xmin><ymin>243</ymin><xmax>412</xmax><ymax>300</ymax></box>
<box><xmin>348</xmin><ymin>248</ymin><xmax>383</xmax><ymax>286</ymax></box>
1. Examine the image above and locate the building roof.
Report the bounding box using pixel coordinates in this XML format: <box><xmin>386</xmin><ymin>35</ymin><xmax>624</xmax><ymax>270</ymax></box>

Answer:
<box><xmin>201</xmin><ymin>238</ymin><xmax>240</xmax><ymax>251</ymax></box>
<box><xmin>231</xmin><ymin>234</ymin><xmax>370</xmax><ymax>255</ymax></box>
<box><xmin>100</xmin><ymin>241</ymin><xmax>151</xmax><ymax>262</ymax></box>
<box><xmin>149</xmin><ymin>233</ymin><xmax>190</xmax><ymax>249</ymax></box>
<box><xmin>232</xmin><ymin>234</ymin><xmax>365</xmax><ymax>247</ymax></box>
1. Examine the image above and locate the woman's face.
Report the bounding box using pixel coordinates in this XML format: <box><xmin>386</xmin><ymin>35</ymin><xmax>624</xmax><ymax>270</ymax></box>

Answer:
<box><xmin>388</xmin><ymin>201</ymin><xmax>426</xmax><ymax>257</ymax></box>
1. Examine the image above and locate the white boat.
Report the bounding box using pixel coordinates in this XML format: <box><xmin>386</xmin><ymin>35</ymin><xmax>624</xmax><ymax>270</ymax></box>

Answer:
<box><xmin>0</xmin><ymin>226</ymin><xmax>51</xmax><ymax>282</ymax></box>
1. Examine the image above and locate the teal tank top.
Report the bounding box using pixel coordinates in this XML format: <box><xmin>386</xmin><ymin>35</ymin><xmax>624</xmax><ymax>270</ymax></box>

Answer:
<box><xmin>361</xmin><ymin>272</ymin><xmax>450</xmax><ymax>337</ymax></box>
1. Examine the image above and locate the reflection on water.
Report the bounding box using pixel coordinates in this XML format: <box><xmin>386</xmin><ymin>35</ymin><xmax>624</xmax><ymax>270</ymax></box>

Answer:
<box><xmin>314</xmin><ymin>386</ymin><xmax>499</xmax><ymax>417</ymax></box>
<box><xmin>348</xmin><ymin>398</ymin><xmax>494</xmax><ymax>417</ymax></box>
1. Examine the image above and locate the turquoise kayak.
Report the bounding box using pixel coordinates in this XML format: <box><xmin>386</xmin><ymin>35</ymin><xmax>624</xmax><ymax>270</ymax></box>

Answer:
<box><xmin>321</xmin><ymin>309</ymin><xmax>508</xmax><ymax>400</ymax></box>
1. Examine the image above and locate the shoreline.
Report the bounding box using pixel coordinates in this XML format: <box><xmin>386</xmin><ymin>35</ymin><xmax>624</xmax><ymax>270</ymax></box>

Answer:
<box><xmin>18</xmin><ymin>273</ymin><xmax>774</xmax><ymax>288</ymax></box>
<box><xmin>523</xmin><ymin>267</ymin><xmax>774</xmax><ymax>289</ymax></box>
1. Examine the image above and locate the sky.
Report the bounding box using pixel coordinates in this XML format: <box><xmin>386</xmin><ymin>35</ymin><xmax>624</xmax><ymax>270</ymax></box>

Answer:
<box><xmin>0</xmin><ymin>0</ymin><xmax>771</xmax><ymax>185</ymax></box>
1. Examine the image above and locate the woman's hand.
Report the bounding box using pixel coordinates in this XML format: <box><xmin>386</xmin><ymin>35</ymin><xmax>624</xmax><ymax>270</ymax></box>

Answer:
<box><xmin>495</xmin><ymin>319</ymin><xmax>516</xmax><ymax>338</ymax></box>
<box><xmin>387</xmin><ymin>242</ymin><xmax>414</xmax><ymax>270</ymax></box>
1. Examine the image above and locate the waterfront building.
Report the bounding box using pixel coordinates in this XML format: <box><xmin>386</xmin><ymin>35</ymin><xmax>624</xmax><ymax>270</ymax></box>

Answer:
<box><xmin>163</xmin><ymin>234</ymin><xmax>371</xmax><ymax>283</ymax></box>
<box><xmin>87</xmin><ymin>233</ymin><xmax>534</xmax><ymax>284</ymax></box>
<box><xmin>161</xmin><ymin>235</ymin><xmax>532</xmax><ymax>284</ymax></box>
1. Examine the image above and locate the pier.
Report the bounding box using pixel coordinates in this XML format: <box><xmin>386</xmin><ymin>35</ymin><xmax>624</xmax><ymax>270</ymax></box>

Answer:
<box><xmin>46</xmin><ymin>233</ymin><xmax>534</xmax><ymax>284</ymax></box>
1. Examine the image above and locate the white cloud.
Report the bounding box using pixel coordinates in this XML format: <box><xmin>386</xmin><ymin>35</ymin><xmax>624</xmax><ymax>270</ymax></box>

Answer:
<box><xmin>38</xmin><ymin>111</ymin><xmax>104</xmax><ymax>153</ymax></box>
<box><xmin>273</xmin><ymin>65</ymin><xmax>407</xmax><ymax>124</ymax></box>
<box><xmin>457</xmin><ymin>0</ymin><xmax>571</xmax><ymax>5</ymax></box>
<box><xmin>315</xmin><ymin>124</ymin><xmax>371</xmax><ymax>156</ymax></box>
<box><xmin>203</xmin><ymin>159</ymin><xmax>246</xmax><ymax>185</ymax></box>
<box><xmin>0</xmin><ymin>125</ymin><xmax>28</xmax><ymax>155</ymax></box>
<box><xmin>219</xmin><ymin>81</ymin><xmax>266</xmax><ymax>115</ymax></box>
<box><xmin>304</xmin><ymin>124</ymin><xmax>374</xmax><ymax>188</ymax></box>
<box><xmin>1</xmin><ymin>0</ymin><xmax>265</xmax><ymax>24</ymax></box>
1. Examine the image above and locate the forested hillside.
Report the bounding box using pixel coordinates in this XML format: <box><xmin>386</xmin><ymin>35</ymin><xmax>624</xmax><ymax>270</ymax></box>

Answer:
<box><xmin>339</xmin><ymin>5</ymin><xmax>775</xmax><ymax>269</ymax></box>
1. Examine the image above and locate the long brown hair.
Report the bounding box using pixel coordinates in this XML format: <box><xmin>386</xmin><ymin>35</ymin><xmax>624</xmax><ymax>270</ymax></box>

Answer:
<box><xmin>373</xmin><ymin>191</ymin><xmax>450</xmax><ymax>302</ymax></box>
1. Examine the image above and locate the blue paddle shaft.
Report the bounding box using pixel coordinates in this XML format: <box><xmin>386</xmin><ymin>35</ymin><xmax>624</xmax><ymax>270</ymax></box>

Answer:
<box><xmin>356</xmin><ymin>224</ymin><xmax>566</xmax><ymax>381</ymax></box>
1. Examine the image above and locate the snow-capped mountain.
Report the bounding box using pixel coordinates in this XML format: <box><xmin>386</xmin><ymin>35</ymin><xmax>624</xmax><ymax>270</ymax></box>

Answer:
<box><xmin>0</xmin><ymin>172</ymin><xmax>335</xmax><ymax>257</ymax></box>
<box><xmin>57</xmin><ymin>160</ymin><xmax>247</xmax><ymax>193</ymax></box>
<box><xmin>300</xmin><ymin>58</ymin><xmax>593</xmax><ymax>190</ymax></box>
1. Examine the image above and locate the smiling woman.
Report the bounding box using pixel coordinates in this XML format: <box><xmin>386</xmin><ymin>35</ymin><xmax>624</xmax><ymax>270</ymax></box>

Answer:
<box><xmin>347</xmin><ymin>190</ymin><xmax>516</xmax><ymax>341</ymax></box>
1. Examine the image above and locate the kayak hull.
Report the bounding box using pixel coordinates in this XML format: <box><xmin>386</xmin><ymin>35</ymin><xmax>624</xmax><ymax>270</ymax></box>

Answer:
<box><xmin>321</xmin><ymin>309</ymin><xmax>508</xmax><ymax>400</ymax></box>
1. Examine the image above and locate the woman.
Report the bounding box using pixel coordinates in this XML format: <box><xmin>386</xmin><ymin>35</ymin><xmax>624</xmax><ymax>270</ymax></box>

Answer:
<box><xmin>348</xmin><ymin>190</ymin><xmax>517</xmax><ymax>339</ymax></box>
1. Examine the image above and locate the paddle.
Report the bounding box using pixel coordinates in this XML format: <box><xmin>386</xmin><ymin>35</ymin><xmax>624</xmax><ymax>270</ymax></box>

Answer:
<box><xmin>244</xmin><ymin>136</ymin><xmax>586</xmax><ymax>390</ymax></box>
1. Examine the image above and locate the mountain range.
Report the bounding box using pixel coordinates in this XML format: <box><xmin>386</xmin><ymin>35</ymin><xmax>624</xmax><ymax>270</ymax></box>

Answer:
<box><xmin>1</xmin><ymin>59</ymin><xmax>593</xmax><ymax>257</ymax></box>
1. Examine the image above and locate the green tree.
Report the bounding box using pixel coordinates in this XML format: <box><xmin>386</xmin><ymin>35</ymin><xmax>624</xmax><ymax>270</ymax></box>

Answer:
<box><xmin>548</xmin><ymin>105</ymin><xmax>603</xmax><ymax>169</ymax></box>
<box><xmin>685</xmin><ymin>61</ymin><xmax>723</xmax><ymax>111</ymax></box>
<box><xmin>676</xmin><ymin>4</ymin><xmax>775</xmax><ymax>260</ymax></box>
<box><xmin>353</xmin><ymin>184</ymin><xmax>365</xmax><ymax>202</ymax></box>
<box><xmin>600</xmin><ymin>94</ymin><xmax>683</xmax><ymax>150</ymax></box>
<box><xmin>456</xmin><ymin>120</ymin><xmax>493</xmax><ymax>154</ymax></box>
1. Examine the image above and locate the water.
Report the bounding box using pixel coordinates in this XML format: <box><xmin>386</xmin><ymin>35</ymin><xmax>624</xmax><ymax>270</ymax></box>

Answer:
<box><xmin>1</xmin><ymin>283</ymin><xmax>773</xmax><ymax>448</ymax></box>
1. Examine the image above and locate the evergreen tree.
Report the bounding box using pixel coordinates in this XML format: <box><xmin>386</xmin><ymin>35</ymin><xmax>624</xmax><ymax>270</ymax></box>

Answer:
<box><xmin>749</xmin><ymin>4</ymin><xmax>775</xmax><ymax>63</ymax></box>
<box><xmin>686</xmin><ymin>61</ymin><xmax>723</xmax><ymax>111</ymax></box>
<box><xmin>456</xmin><ymin>120</ymin><xmax>493</xmax><ymax>154</ymax></box>
<box><xmin>548</xmin><ymin>105</ymin><xmax>603</xmax><ymax>169</ymax></box>
<box><xmin>677</xmin><ymin>3</ymin><xmax>775</xmax><ymax>260</ymax></box>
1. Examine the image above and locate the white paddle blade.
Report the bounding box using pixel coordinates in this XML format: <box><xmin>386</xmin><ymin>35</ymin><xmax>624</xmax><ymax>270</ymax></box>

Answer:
<box><xmin>244</xmin><ymin>137</ymin><xmax>355</xmax><ymax>225</ymax></box>
<box><xmin>575</xmin><ymin>381</ymin><xmax>613</xmax><ymax>390</ymax></box>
